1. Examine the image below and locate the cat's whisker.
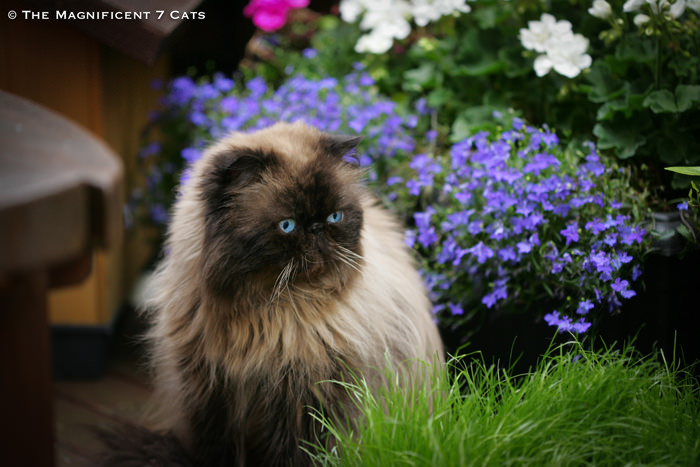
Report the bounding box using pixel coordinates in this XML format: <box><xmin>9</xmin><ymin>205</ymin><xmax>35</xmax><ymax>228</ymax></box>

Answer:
<box><xmin>270</xmin><ymin>260</ymin><xmax>296</xmax><ymax>310</ymax></box>
<box><xmin>337</xmin><ymin>245</ymin><xmax>363</xmax><ymax>264</ymax></box>
<box><xmin>337</xmin><ymin>243</ymin><xmax>361</xmax><ymax>256</ymax></box>
<box><xmin>334</xmin><ymin>245</ymin><xmax>364</xmax><ymax>274</ymax></box>
<box><xmin>335</xmin><ymin>255</ymin><xmax>362</xmax><ymax>274</ymax></box>
<box><xmin>338</xmin><ymin>251</ymin><xmax>362</xmax><ymax>268</ymax></box>
<box><xmin>301</xmin><ymin>255</ymin><xmax>314</xmax><ymax>282</ymax></box>
<box><xmin>286</xmin><ymin>262</ymin><xmax>297</xmax><ymax>296</ymax></box>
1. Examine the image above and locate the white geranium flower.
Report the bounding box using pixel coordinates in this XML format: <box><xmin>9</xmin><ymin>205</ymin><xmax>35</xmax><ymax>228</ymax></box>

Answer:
<box><xmin>623</xmin><ymin>0</ymin><xmax>646</xmax><ymax>12</ymax></box>
<box><xmin>519</xmin><ymin>14</ymin><xmax>573</xmax><ymax>53</ymax></box>
<box><xmin>412</xmin><ymin>0</ymin><xmax>471</xmax><ymax>27</ymax></box>
<box><xmin>633</xmin><ymin>13</ymin><xmax>651</xmax><ymax>25</ymax></box>
<box><xmin>412</xmin><ymin>0</ymin><xmax>443</xmax><ymax>27</ymax></box>
<box><xmin>358</xmin><ymin>0</ymin><xmax>409</xmax><ymax>30</ymax></box>
<box><xmin>340</xmin><ymin>0</ymin><xmax>472</xmax><ymax>54</ymax></box>
<box><xmin>355</xmin><ymin>29</ymin><xmax>396</xmax><ymax>53</ymax></box>
<box><xmin>339</xmin><ymin>0</ymin><xmax>367</xmax><ymax>22</ymax></box>
<box><xmin>632</xmin><ymin>0</ymin><xmax>686</xmax><ymax>18</ymax></box>
<box><xmin>588</xmin><ymin>0</ymin><xmax>613</xmax><ymax>18</ymax></box>
<box><xmin>521</xmin><ymin>13</ymin><xmax>591</xmax><ymax>79</ymax></box>
<box><xmin>533</xmin><ymin>54</ymin><xmax>555</xmax><ymax>77</ymax></box>
<box><xmin>669</xmin><ymin>0</ymin><xmax>686</xmax><ymax>18</ymax></box>
<box><xmin>546</xmin><ymin>33</ymin><xmax>592</xmax><ymax>78</ymax></box>
<box><xmin>361</xmin><ymin>6</ymin><xmax>411</xmax><ymax>38</ymax></box>
<box><xmin>436</xmin><ymin>0</ymin><xmax>472</xmax><ymax>15</ymax></box>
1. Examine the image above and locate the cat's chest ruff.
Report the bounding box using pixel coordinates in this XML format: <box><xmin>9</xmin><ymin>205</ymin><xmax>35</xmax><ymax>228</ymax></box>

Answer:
<box><xmin>198</xmin><ymin>295</ymin><xmax>349</xmax><ymax>371</ymax></box>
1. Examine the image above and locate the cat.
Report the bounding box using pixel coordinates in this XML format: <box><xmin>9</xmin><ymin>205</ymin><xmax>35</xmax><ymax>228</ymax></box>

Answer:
<box><xmin>99</xmin><ymin>121</ymin><xmax>443</xmax><ymax>466</ymax></box>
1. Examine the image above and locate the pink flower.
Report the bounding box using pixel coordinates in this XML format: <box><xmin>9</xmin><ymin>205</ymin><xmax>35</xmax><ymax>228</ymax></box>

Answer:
<box><xmin>243</xmin><ymin>0</ymin><xmax>309</xmax><ymax>32</ymax></box>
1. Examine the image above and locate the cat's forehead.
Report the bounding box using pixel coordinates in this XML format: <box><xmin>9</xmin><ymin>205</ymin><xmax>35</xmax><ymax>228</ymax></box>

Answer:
<box><xmin>272</xmin><ymin>155</ymin><xmax>357</xmax><ymax>209</ymax></box>
<box><xmin>224</xmin><ymin>121</ymin><xmax>325</xmax><ymax>168</ymax></box>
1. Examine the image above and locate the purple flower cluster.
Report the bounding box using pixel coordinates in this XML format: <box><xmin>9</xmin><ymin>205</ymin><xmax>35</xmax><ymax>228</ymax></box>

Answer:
<box><xmin>133</xmin><ymin>62</ymin><xmax>422</xmax><ymax>225</ymax></box>
<box><xmin>404</xmin><ymin>119</ymin><xmax>647</xmax><ymax>333</ymax></box>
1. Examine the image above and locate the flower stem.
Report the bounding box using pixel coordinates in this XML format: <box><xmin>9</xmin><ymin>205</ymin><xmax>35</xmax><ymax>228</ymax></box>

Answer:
<box><xmin>655</xmin><ymin>34</ymin><xmax>661</xmax><ymax>90</ymax></box>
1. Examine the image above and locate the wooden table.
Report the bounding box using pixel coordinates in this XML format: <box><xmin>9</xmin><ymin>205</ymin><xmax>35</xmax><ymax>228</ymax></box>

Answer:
<box><xmin>0</xmin><ymin>90</ymin><xmax>123</xmax><ymax>466</ymax></box>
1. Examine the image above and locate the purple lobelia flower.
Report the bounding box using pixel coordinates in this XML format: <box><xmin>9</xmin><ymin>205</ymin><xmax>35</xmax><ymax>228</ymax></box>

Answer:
<box><xmin>403</xmin><ymin>117</ymin><xmax>648</xmax><ymax>334</ymax></box>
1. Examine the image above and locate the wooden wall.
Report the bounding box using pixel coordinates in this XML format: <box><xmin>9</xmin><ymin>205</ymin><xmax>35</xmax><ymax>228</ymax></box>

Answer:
<box><xmin>0</xmin><ymin>14</ymin><xmax>167</xmax><ymax>325</ymax></box>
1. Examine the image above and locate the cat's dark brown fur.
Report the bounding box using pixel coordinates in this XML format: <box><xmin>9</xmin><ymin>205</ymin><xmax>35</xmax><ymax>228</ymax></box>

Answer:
<box><xmin>101</xmin><ymin>121</ymin><xmax>442</xmax><ymax>466</ymax></box>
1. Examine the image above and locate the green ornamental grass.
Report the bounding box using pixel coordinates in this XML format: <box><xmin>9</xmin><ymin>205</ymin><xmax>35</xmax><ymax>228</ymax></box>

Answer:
<box><xmin>307</xmin><ymin>342</ymin><xmax>700</xmax><ymax>466</ymax></box>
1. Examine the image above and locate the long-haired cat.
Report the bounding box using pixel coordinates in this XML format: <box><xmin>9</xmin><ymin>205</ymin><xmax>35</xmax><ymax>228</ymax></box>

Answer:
<box><xmin>100</xmin><ymin>121</ymin><xmax>443</xmax><ymax>466</ymax></box>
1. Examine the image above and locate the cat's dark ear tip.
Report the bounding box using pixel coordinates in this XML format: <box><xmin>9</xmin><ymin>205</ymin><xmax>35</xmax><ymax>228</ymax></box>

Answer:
<box><xmin>204</xmin><ymin>148</ymin><xmax>272</xmax><ymax>193</ymax></box>
<box><xmin>321</xmin><ymin>133</ymin><xmax>364</xmax><ymax>159</ymax></box>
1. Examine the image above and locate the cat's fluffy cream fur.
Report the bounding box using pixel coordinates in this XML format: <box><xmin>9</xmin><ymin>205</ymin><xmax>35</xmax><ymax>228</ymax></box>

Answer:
<box><xmin>141</xmin><ymin>121</ymin><xmax>443</xmax><ymax>465</ymax></box>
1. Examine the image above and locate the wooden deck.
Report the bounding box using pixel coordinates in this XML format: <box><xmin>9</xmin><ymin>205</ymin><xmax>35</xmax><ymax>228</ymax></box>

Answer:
<box><xmin>53</xmin><ymin>314</ymin><xmax>154</xmax><ymax>466</ymax></box>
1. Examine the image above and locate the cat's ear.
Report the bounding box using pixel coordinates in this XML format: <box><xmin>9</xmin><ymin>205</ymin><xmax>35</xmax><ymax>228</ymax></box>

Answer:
<box><xmin>321</xmin><ymin>133</ymin><xmax>363</xmax><ymax>159</ymax></box>
<box><xmin>205</xmin><ymin>149</ymin><xmax>273</xmax><ymax>193</ymax></box>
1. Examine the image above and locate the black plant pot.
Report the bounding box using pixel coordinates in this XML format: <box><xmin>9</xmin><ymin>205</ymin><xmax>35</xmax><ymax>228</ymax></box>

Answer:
<box><xmin>440</xmin><ymin>211</ymin><xmax>700</xmax><ymax>375</ymax></box>
<box><xmin>597</xmin><ymin>211</ymin><xmax>700</xmax><ymax>371</ymax></box>
<box><xmin>439</xmin><ymin>310</ymin><xmax>567</xmax><ymax>376</ymax></box>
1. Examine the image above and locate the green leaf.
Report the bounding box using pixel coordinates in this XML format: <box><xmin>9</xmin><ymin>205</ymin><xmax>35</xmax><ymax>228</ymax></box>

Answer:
<box><xmin>451</xmin><ymin>116</ymin><xmax>472</xmax><ymax>143</ymax></box>
<box><xmin>586</xmin><ymin>62</ymin><xmax>626</xmax><ymax>104</ymax></box>
<box><xmin>675</xmin><ymin>85</ymin><xmax>700</xmax><ymax>112</ymax></box>
<box><xmin>499</xmin><ymin>46</ymin><xmax>531</xmax><ymax>78</ymax></box>
<box><xmin>474</xmin><ymin>5</ymin><xmax>498</xmax><ymax>29</ymax></box>
<box><xmin>593</xmin><ymin>119</ymin><xmax>648</xmax><ymax>159</ymax></box>
<box><xmin>676</xmin><ymin>224</ymin><xmax>694</xmax><ymax>242</ymax></box>
<box><xmin>596</xmin><ymin>99</ymin><xmax>627</xmax><ymax>121</ymax></box>
<box><xmin>449</xmin><ymin>106</ymin><xmax>501</xmax><ymax>142</ymax></box>
<box><xmin>426</xmin><ymin>88</ymin><xmax>453</xmax><ymax>108</ymax></box>
<box><xmin>656</xmin><ymin>136</ymin><xmax>687</xmax><ymax>165</ymax></box>
<box><xmin>614</xmin><ymin>37</ymin><xmax>655</xmax><ymax>65</ymax></box>
<box><xmin>317</xmin><ymin>15</ymin><xmax>340</xmax><ymax>31</ymax></box>
<box><xmin>643</xmin><ymin>90</ymin><xmax>677</xmax><ymax>113</ymax></box>
<box><xmin>665</xmin><ymin>167</ymin><xmax>700</xmax><ymax>176</ymax></box>
<box><xmin>643</xmin><ymin>85</ymin><xmax>700</xmax><ymax>113</ymax></box>
<box><xmin>452</xmin><ymin>59</ymin><xmax>506</xmax><ymax>77</ymax></box>
<box><xmin>596</xmin><ymin>90</ymin><xmax>647</xmax><ymax>120</ymax></box>
<box><xmin>403</xmin><ymin>63</ymin><xmax>438</xmax><ymax>90</ymax></box>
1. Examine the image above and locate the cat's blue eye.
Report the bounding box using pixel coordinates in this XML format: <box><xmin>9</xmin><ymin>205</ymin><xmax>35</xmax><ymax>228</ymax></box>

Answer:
<box><xmin>279</xmin><ymin>219</ymin><xmax>296</xmax><ymax>234</ymax></box>
<box><xmin>327</xmin><ymin>211</ymin><xmax>343</xmax><ymax>224</ymax></box>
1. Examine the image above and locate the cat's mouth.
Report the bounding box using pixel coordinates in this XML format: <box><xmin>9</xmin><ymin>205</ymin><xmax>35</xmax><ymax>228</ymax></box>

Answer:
<box><xmin>299</xmin><ymin>252</ymin><xmax>327</xmax><ymax>280</ymax></box>
<box><xmin>300</xmin><ymin>243</ymin><xmax>362</xmax><ymax>283</ymax></box>
<box><xmin>269</xmin><ymin>245</ymin><xmax>363</xmax><ymax>305</ymax></box>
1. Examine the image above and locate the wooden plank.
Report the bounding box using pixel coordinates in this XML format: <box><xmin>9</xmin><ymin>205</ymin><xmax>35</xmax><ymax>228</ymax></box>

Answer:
<box><xmin>53</xmin><ymin>373</ymin><xmax>156</xmax><ymax>464</ymax></box>
<box><xmin>54</xmin><ymin>374</ymin><xmax>155</xmax><ymax>427</ymax></box>
<box><xmin>56</xmin><ymin>442</ymin><xmax>92</xmax><ymax>467</ymax></box>
<box><xmin>0</xmin><ymin>272</ymin><xmax>55</xmax><ymax>467</ymax></box>
<box><xmin>54</xmin><ymin>398</ymin><xmax>110</xmax><ymax>463</ymax></box>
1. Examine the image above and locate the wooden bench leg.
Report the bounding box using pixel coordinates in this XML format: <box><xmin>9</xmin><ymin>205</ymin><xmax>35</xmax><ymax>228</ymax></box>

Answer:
<box><xmin>0</xmin><ymin>272</ymin><xmax>55</xmax><ymax>467</ymax></box>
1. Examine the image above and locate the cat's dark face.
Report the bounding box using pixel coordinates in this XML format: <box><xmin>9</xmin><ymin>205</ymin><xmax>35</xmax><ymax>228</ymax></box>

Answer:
<box><xmin>198</xmin><ymin>124</ymin><xmax>365</xmax><ymax>301</ymax></box>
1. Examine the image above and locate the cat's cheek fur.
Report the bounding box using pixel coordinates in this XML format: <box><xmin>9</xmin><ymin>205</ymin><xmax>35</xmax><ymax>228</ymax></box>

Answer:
<box><xmin>135</xmin><ymin>121</ymin><xmax>444</xmax><ymax>466</ymax></box>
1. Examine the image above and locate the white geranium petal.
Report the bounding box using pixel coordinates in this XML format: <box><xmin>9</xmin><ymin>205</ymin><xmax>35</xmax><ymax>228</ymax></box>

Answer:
<box><xmin>633</xmin><ymin>13</ymin><xmax>650</xmax><ymax>26</ymax></box>
<box><xmin>588</xmin><ymin>0</ymin><xmax>613</xmax><ymax>19</ymax></box>
<box><xmin>342</xmin><ymin>0</ymin><xmax>473</xmax><ymax>53</ymax></box>
<box><xmin>534</xmin><ymin>55</ymin><xmax>554</xmax><ymax>76</ymax></box>
<box><xmin>355</xmin><ymin>30</ymin><xmax>395</xmax><ymax>54</ymax></box>
<box><xmin>670</xmin><ymin>0</ymin><xmax>686</xmax><ymax>18</ymax></box>
<box><xmin>339</xmin><ymin>0</ymin><xmax>365</xmax><ymax>22</ymax></box>
<box><xmin>623</xmin><ymin>0</ymin><xmax>646</xmax><ymax>12</ymax></box>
